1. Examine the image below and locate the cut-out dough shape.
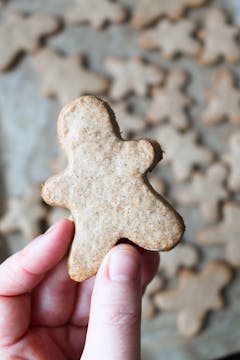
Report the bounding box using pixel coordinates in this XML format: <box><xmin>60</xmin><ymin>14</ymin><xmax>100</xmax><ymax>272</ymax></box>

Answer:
<box><xmin>202</xmin><ymin>70</ymin><xmax>240</xmax><ymax>125</ymax></box>
<box><xmin>156</xmin><ymin>125</ymin><xmax>214</xmax><ymax>181</ymax></box>
<box><xmin>105</xmin><ymin>57</ymin><xmax>164</xmax><ymax>99</ymax></box>
<box><xmin>139</xmin><ymin>19</ymin><xmax>201</xmax><ymax>59</ymax></box>
<box><xmin>177</xmin><ymin>163</ymin><xmax>228</xmax><ymax>222</ymax></box>
<box><xmin>198</xmin><ymin>8</ymin><xmax>240</xmax><ymax>64</ymax></box>
<box><xmin>132</xmin><ymin>0</ymin><xmax>207</xmax><ymax>29</ymax></box>
<box><xmin>147</xmin><ymin>70</ymin><xmax>193</xmax><ymax>130</ymax></box>
<box><xmin>65</xmin><ymin>0</ymin><xmax>127</xmax><ymax>29</ymax></box>
<box><xmin>113</xmin><ymin>102</ymin><xmax>146</xmax><ymax>138</ymax></box>
<box><xmin>198</xmin><ymin>202</ymin><xmax>240</xmax><ymax>267</ymax></box>
<box><xmin>0</xmin><ymin>185</ymin><xmax>46</xmax><ymax>240</ymax></box>
<box><xmin>160</xmin><ymin>243</ymin><xmax>199</xmax><ymax>276</ymax></box>
<box><xmin>34</xmin><ymin>48</ymin><xmax>109</xmax><ymax>105</ymax></box>
<box><xmin>0</xmin><ymin>12</ymin><xmax>59</xmax><ymax>71</ymax></box>
<box><xmin>154</xmin><ymin>262</ymin><xmax>232</xmax><ymax>336</ymax></box>
<box><xmin>42</xmin><ymin>96</ymin><xmax>185</xmax><ymax>282</ymax></box>
<box><xmin>223</xmin><ymin>132</ymin><xmax>240</xmax><ymax>192</ymax></box>
<box><xmin>142</xmin><ymin>275</ymin><xmax>164</xmax><ymax>319</ymax></box>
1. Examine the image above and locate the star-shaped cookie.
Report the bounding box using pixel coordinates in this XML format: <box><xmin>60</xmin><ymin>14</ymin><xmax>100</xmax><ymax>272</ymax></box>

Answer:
<box><xmin>132</xmin><ymin>0</ymin><xmax>207</xmax><ymax>28</ymax></box>
<box><xmin>65</xmin><ymin>0</ymin><xmax>126</xmax><ymax>29</ymax></box>
<box><xmin>202</xmin><ymin>70</ymin><xmax>240</xmax><ymax>125</ymax></box>
<box><xmin>177</xmin><ymin>163</ymin><xmax>228</xmax><ymax>222</ymax></box>
<box><xmin>198</xmin><ymin>8</ymin><xmax>240</xmax><ymax>64</ymax></box>
<box><xmin>0</xmin><ymin>12</ymin><xmax>59</xmax><ymax>71</ymax></box>
<box><xmin>42</xmin><ymin>96</ymin><xmax>185</xmax><ymax>282</ymax></box>
<box><xmin>105</xmin><ymin>57</ymin><xmax>164</xmax><ymax>99</ymax></box>
<box><xmin>156</xmin><ymin>125</ymin><xmax>214</xmax><ymax>181</ymax></box>
<box><xmin>139</xmin><ymin>18</ymin><xmax>201</xmax><ymax>59</ymax></box>
<box><xmin>198</xmin><ymin>202</ymin><xmax>240</xmax><ymax>267</ymax></box>
<box><xmin>154</xmin><ymin>262</ymin><xmax>232</xmax><ymax>336</ymax></box>
<box><xmin>0</xmin><ymin>185</ymin><xmax>47</xmax><ymax>241</ymax></box>
<box><xmin>147</xmin><ymin>70</ymin><xmax>193</xmax><ymax>130</ymax></box>
<box><xmin>34</xmin><ymin>49</ymin><xmax>109</xmax><ymax>105</ymax></box>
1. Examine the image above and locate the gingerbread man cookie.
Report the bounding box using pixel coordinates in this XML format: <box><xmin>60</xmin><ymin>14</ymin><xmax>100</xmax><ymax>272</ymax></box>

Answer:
<box><xmin>142</xmin><ymin>275</ymin><xmax>164</xmax><ymax>319</ymax></box>
<box><xmin>156</xmin><ymin>125</ymin><xmax>214</xmax><ymax>181</ymax></box>
<box><xmin>198</xmin><ymin>8</ymin><xmax>240</xmax><ymax>64</ymax></box>
<box><xmin>132</xmin><ymin>0</ymin><xmax>207</xmax><ymax>29</ymax></box>
<box><xmin>154</xmin><ymin>262</ymin><xmax>232</xmax><ymax>336</ymax></box>
<box><xmin>0</xmin><ymin>185</ymin><xmax>47</xmax><ymax>240</ymax></box>
<box><xmin>202</xmin><ymin>69</ymin><xmax>240</xmax><ymax>125</ymax></box>
<box><xmin>147</xmin><ymin>70</ymin><xmax>193</xmax><ymax>130</ymax></box>
<box><xmin>0</xmin><ymin>12</ymin><xmax>59</xmax><ymax>71</ymax></box>
<box><xmin>177</xmin><ymin>163</ymin><xmax>228</xmax><ymax>222</ymax></box>
<box><xmin>105</xmin><ymin>57</ymin><xmax>164</xmax><ymax>100</ymax></box>
<box><xmin>65</xmin><ymin>0</ymin><xmax>126</xmax><ymax>29</ymax></box>
<box><xmin>34</xmin><ymin>49</ymin><xmax>109</xmax><ymax>105</ymax></box>
<box><xmin>223</xmin><ymin>132</ymin><xmax>240</xmax><ymax>192</ymax></box>
<box><xmin>139</xmin><ymin>19</ymin><xmax>201</xmax><ymax>59</ymax></box>
<box><xmin>42</xmin><ymin>96</ymin><xmax>184</xmax><ymax>282</ymax></box>
<box><xmin>198</xmin><ymin>202</ymin><xmax>240</xmax><ymax>267</ymax></box>
<box><xmin>160</xmin><ymin>243</ymin><xmax>199</xmax><ymax>276</ymax></box>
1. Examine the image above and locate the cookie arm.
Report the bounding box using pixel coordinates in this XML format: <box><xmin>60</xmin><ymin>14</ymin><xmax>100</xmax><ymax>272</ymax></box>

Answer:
<box><xmin>41</xmin><ymin>173</ymin><xmax>69</xmax><ymax>207</ymax></box>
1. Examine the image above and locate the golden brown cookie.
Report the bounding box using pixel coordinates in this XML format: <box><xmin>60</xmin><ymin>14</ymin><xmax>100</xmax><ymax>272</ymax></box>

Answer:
<box><xmin>0</xmin><ymin>12</ymin><xmax>59</xmax><ymax>71</ymax></box>
<box><xmin>0</xmin><ymin>185</ymin><xmax>47</xmax><ymax>240</ymax></box>
<box><xmin>198</xmin><ymin>8</ymin><xmax>240</xmax><ymax>64</ymax></box>
<box><xmin>34</xmin><ymin>48</ymin><xmax>109</xmax><ymax>105</ymax></box>
<box><xmin>198</xmin><ymin>202</ymin><xmax>240</xmax><ymax>267</ymax></box>
<box><xmin>154</xmin><ymin>262</ymin><xmax>232</xmax><ymax>336</ymax></box>
<box><xmin>139</xmin><ymin>18</ymin><xmax>201</xmax><ymax>59</ymax></box>
<box><xmin>147</xmin><ymin>70</ymin><xmax>193</xmax><ymax>130</ymax></box>
<box><xmin>223</xmin><ymin>132</ymin><xmax>240</xmax><ymax>192</ymax></box>
<box><xmin>156</xmin><ymin>125</ymin><xmax>214</xmax><ymax>181</ymax></box>
<box><xmin>202</xmin><ymin>70</ymin><xmax>240</xmax><ymax>125</ymax></box>
<box><xmin>177</xmin><ymin>163</ymin><xmax>228</xmax><ymax>222</ymax></box>
<box><xmin>65</xmin><ymin>0</ymin><xmax>127</xmax><ymax>29</ymax></box>
<box><xmin>132</xmin><ymin>0</ymin><xmax>207</xmax><ymax>28</ymax></box>
<box><xmin>42</xmin><ymin>96</ymin><xmax>185</xmax><ymax>282</ymax></box>
<box><xmin>105</xmin><ymin>57</ymin><xmax>164</xmax><ymax>99</ymax></box>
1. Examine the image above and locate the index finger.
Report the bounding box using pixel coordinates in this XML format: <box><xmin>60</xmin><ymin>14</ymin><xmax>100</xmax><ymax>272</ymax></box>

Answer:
<box><xmin>0</xmin><ymin>219</ymin><xmax>74</xmax><ymax>296</ymax></box>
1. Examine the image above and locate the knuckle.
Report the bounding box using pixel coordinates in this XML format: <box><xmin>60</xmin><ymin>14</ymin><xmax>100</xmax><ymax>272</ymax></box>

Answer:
<box><xmin>101</xmin><ymin>303</ymin><xmax>140</xmax><ymax>327</ymax></box>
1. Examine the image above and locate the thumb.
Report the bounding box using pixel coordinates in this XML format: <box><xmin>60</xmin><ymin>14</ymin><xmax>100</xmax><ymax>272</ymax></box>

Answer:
<box><xmin>82</xmin><ymin>244</ymin><xmax>142</xmax><ymax>360</ymax></box>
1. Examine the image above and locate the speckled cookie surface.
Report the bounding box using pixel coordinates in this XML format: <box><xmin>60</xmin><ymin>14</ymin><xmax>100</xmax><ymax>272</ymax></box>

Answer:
<box><xmin>42</xmin><ymin>96</ymin><xmax>184</xmax><ymax>282</ymax></box>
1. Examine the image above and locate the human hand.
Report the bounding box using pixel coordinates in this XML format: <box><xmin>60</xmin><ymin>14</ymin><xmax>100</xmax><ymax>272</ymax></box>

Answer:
<box><xmin>0</xmin><ymin>220</ymin><xmax>159</xmax><ymax>359</ymax></box>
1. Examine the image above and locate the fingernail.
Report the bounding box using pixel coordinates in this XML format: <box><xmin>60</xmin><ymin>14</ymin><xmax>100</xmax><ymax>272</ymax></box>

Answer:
<box><xmin>109</xmin><ymin>248</ymin><xmax>140</xmax><ymax>282</ymax></box>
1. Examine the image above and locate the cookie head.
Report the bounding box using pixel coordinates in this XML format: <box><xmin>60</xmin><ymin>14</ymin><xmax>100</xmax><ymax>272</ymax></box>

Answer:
<box><xmin>58</xmin><ymin>96</ymin><xmax>119</xmax><ymax>151</ymax></box>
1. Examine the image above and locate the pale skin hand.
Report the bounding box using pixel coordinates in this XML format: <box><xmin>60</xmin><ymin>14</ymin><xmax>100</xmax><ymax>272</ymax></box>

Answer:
<box><xmin>0</xmin><ymin>220</ymin><xmax>159</xmax><ymax>359</ymax></box>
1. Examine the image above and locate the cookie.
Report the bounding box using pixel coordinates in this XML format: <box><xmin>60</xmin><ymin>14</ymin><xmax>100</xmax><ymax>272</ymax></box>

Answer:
<box><xmin>223</xmin><ymin>132</ymin><xmax>240</xmax><ymax>192</ymax></box>
<box><xmin>198</xmin><ymin>202</ymin><xmax>240</xmax><ymax>267</ymax></box>
<box><xmin>41</xmin><ymin>96</ymin><xmax>185</xmax><ymax>282</ymax></box>
<box><xmin>112</xmin><ymin>102</ymin><xmax>146</xmax><ymax>138</ymax></box>
<box><xmin>147</xmin><ymin>70</ymin><xmax>193</xmax><ymax>130</ymax></box>
<box><xmin>65</xmin><ymin>0</ymin><xmax>126</xmax><ymax>29</ymax></box>
<box><xmin>49</xmin><ymin>151</ymin><xmax>67</xmax><ymax>174</ymax></box>
<box><xmin>0</xmin><ymin>12</ymin><xmax>59</xmax><ymax>71</ymax></box>
<box><xmin>142</xmin><ymin>275</ymin><xmax>164</xmax><ymax>319</ymax></box>
<box><xmin>139</xmin><ymin>19</ymin><xmax>201</xmax><ymax>59</ymax></box>
<box><xmin>105</xmin><ymin>57</ymin><xmax>164</xmax><ymax>100</ymax></box>
<box><xmin>177</xmin><ymin>163</ymin><xmax>228</xmax><ymax>222</ymax></box>
<box><xmin>156</xmin><ymin>125</ymin><xmax>214</xmax><ymax>182</ymax></box>
<box><xmin>0</xmin><ymin>185</ymin><xmax>47</xmax><ymax>241</ymax></box>
<box><xmin>34</xmin><ymin>48</ymin><xmax>109</xmax><ymax>105</ymax></box>
<box><xmin>160</xmin><ymin>243</ymin><xmax>199</xmax><ymax>276</ymax></box>
<box><xmin>154</xmin><ymin>262</ymin><xmax>232</xmax><ymax>336</ymax></box>
<box><xmin>132</xmin><ymin>0</ymin><xmax>207</xmax><ymax>29</ymax></box>
<box><xmin>198</xmin><ymin>8</ymin><xmax>240</xmax><ymax>64</ymax></box>
<box><xmin>202</xmin><ymin>69</ymin><xmax>240</xmax><ymax>125</ymax></box>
